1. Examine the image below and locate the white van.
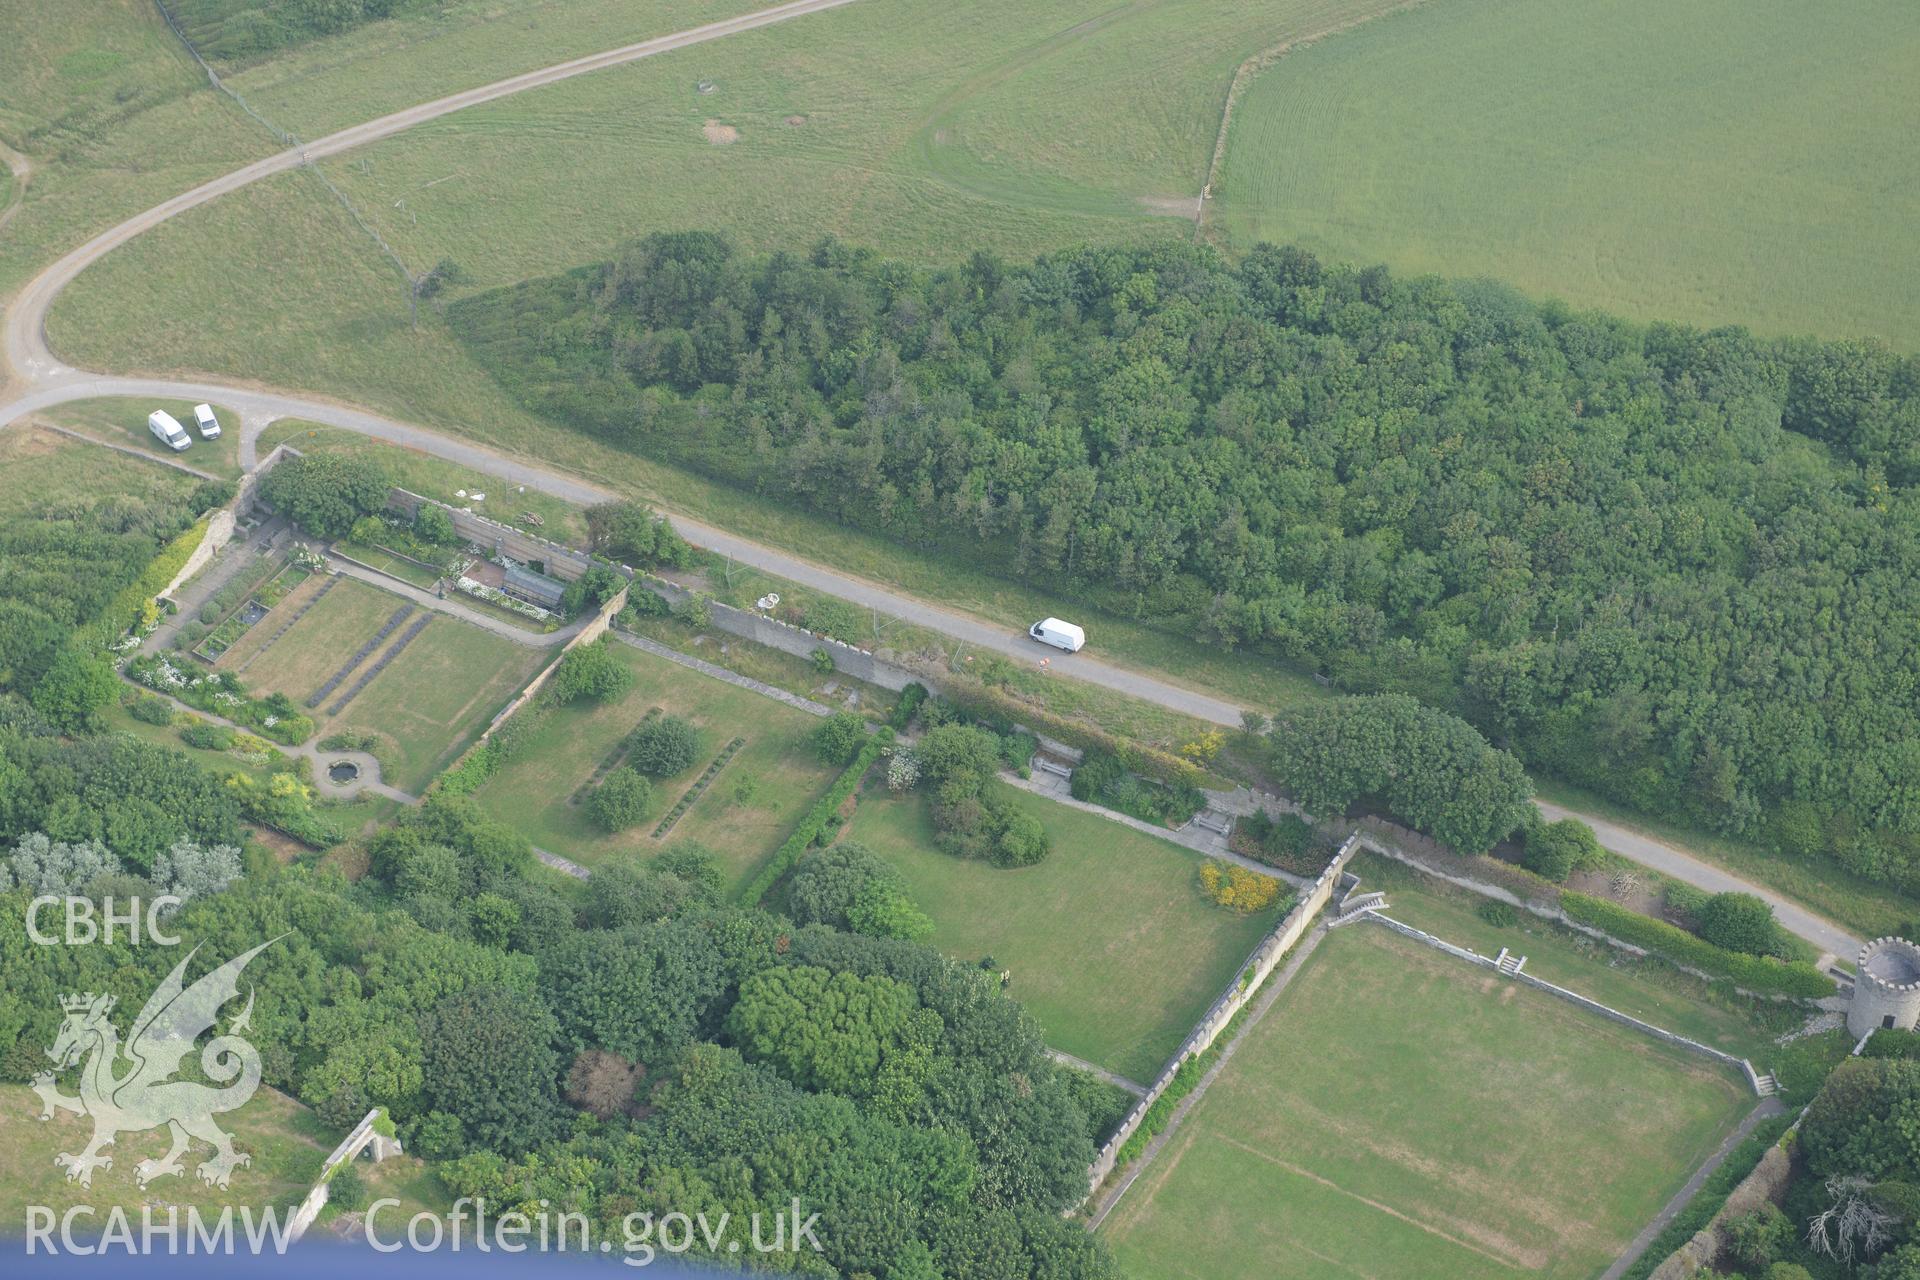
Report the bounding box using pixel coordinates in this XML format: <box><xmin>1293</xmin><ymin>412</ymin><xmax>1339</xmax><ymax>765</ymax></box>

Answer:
<box><xmin>148</xmin><ymin>410</ymin><xmax>192</xmax><ymax>452</ymax></box>
<box><xmin>1028</xmin><ymin>617</ymin><xmax>1085</xmax><ymax>652</ymax></box>
<box><xmin>192</xmin><ymin>403</ymin><xmax>221</xmax><ymax>439</ymax></box>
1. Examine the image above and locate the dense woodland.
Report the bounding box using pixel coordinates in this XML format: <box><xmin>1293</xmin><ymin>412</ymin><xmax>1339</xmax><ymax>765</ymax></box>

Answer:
<box><xmin>0</xmin><ymin>715</ymin><xmax>1120</xmax><ymax>1278</ymax></box>
<box><xmin>454</xmin><ymin>233</ymin><xmax>1920</xmax><ymax>887</ymax></box>
<box><xmin>0</xmin><ymin>475</ymin><xmax>222</xmax><ymax>715</ymax></box>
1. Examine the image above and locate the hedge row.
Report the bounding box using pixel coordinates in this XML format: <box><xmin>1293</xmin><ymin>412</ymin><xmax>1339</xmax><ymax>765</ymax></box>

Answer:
<box><xmin>936</xmin><ymin>675</ymin><xmax>1200</xmax><ymax>787</ymax></box>
<box><xmin>1560</xmin><ymin>892</ymin><xmax>1835</xmax><ymax>998</ymax></box>
<box><xmin>436</xmin><ymin>740</ymin><xmax>501</xmax><ymax>797</ymax></box>
<box><xmin>1620</xmin><ymin>1115</ymin><xmax>1796</xmax><ymax>1280</ymax></box>
<box><xmin>80</xmin><ymin>514</ymin><xmax>213</xmax><ymax>653</ymax></box>
<box><xmin>740</xmin><ymin>727</ymin><xmax>893</xmax><ymax>906</ymax></box>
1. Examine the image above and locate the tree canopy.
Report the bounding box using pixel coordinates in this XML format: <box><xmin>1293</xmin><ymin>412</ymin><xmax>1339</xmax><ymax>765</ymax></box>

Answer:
<box><xmin>455</xmin><ymin>232</ymin><xmax>1920</xmax><ymax>886</ymax></box>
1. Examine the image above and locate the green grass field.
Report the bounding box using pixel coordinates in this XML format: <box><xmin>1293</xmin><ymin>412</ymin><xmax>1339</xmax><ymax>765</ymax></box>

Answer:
<box><xmin>471</xmin><ymin>638</ymin><xmax>838</xmax><ymax>890</ymax></box>
<box><xmin>1101</xmin><ymin>926</ymin><xmax>1754</xmax><ymax>1279</ymax></box>
<box><xmin>0</xmin><ymin>0</ymin><xmax>785</xmax><ymax>295</ymax></box>
<box><xmin>225</xmin><ymin>572</ymin><xmax>544</xmax><ymax>788</ymax></box>
<box><xmin>1215</xmin><ymin>0</ymin><xmax>1920</xmax><ymax>340</ymax></box>
<box><xmin>0</xmin><ymin>424</ymin><xmax>200</xmax><ymax>517</ymax></box>
<box><xmin>842</xmin><ymin>788</ymin><xmax>1280</xmax><ymax>1083</ymax></box>
<box><xmin>324</xmin><ymin>614</ymin><xmax>544</xmax><ymax>791</ymax></box>
<box><xmin>34</xmin><ymin>396</ymin><xmax>243</xmax><ymax>480</ymax></box>
<box><xmin>0</xmin><ymin>1083</ymin><xmax>325</xmax><ymax>1233</ymax></box>
<box><xmin>1349</xmin><ymin>852</ymin><xmax>1795</xmax><ymax>1063</ymax></box>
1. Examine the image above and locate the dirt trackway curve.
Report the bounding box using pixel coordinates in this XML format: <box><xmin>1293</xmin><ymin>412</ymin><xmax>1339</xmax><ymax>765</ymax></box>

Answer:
<box><xmin>0</xmin><ymin>1</ymin><xmax>1863</xmax><ymax>963</ymax></box>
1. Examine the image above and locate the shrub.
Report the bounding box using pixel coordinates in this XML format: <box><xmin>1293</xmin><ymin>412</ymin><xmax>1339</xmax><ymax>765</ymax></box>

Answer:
<box><xmin>789</xmin><ymin>843</ymin><xmax>932</xmax><ymax>941</ymax></box>
<box><xmin>1559</xmin><ymin>893</ymin><xmax>1833</xmax><ymax>997</ymax></box>
<box><xmin>888</xmin><ymin>682</ymin><xmax>928</xmax><ymax>731</ymax></box>
<box><xmin>198</xmin><ymin>602</ymin><xmax>223</xmax><ymax>625</ymax></box>
<box><xmin>1522</xmin><ymin>817</ymin><xmax>1604</xmax><ymax>882</ymax></box>
<box><xmin>327</xmin><ymin>1162</ymin><xmax>369</xmax><ymax>1212</ymax></box>
<box><xmin>810</xmin><ymin>647</ymin><xmax>835</xmax><ymax>675</ymax></box>
<box><xmin>259</xmin><ymin>453</ymin><xmax>390</xmax><ymax>539</ymax></box>
<box><xmin>547</xmin><ymin>638</ymin><xmax>632</xmax><ymax>704</ymax></box>
<box><xmin>1724</xmin><ymin>1204</ymin><xmax>1792</xmax><ymax>1268</ymax></box>
<box><xmin>1697</xmin><ymin>892</ymin><xmax>1783</xmax><ymax>957</ymax></box>
<box><xmin>587</xmin><ymin>768</ymin><xmax>652</xmax><ymax>832</ymax></box>
<box><xmin>811</xmin><ymin>711</ymin><xmax>867</xmax><ymax>766</ymax></box>
<box><xmin>413</xmin><ymin>504</ymin><xmax>457</xmax><ymax>546</ymax></box>
<box><xmin>127</xmin><ymin>695</ymin><xmax>175</xmax><ymax>726</ymax></box>
<box><xmin>626</xmin><ymin>715</ymin><xmax>698</xmax><ymax>777</ymax></box>
<box><xmin>179</xmin><ymin>723</ymin><xmax>235</xmax><ymax>751</ymax></box>
<box><xmin>1199</xmin><ymin>862</ymin><xmax>1286</xmax><ymax>914</ymax></box>
<box><xmin>1477</xmin><ymin>900</ymin><xmax>1520</xmax><ymax>928</ymax></box>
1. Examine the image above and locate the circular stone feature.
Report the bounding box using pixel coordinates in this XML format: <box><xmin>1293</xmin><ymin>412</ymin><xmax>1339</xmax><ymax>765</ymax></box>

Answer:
<box><xmin>327</xmin><ymin>760</ymin><xmax>361</xmax><ymax>785</ymax></box>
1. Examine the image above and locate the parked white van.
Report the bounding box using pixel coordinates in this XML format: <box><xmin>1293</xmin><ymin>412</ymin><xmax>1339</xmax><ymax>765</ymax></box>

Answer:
<box><xmin>1028</xmin><ymin>617</ymin><xmax>1085</xmax><ymax>652</ymax></box>
<box><xmin>148</xmin><ymin>410</ymin><xmax>192</xmax><ymax>452</ymax></box>
<box><xmin>192</xmin><ymin>403</ymin><xmax>221</xmax><ymax>439</ymax></box>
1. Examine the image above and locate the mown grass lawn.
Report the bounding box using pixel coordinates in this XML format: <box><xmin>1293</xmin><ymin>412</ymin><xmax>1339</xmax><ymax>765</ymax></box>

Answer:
<box><xmin>842</xmin><ymin>787</ymin><xmax>1280</xmax><ymax>1084</ymax></box>
<box><xmin>229</xmin><ymin>575</ymin><xmax>408</xmax><ymax>705</ymax></box>
<box><xmin>1101</xmin><ymin>926</ymin><xmax>1753</xmax><ymax>1280</ymax></box>
<box><xmin>471</xmin><ymin>638</ymin><xmax>837</xmax><ymax>892</ymax></box>
<box><xmin>323</xmin><ymin>615</ymin><xmax>545</xmax><ymax>793</ymax></box>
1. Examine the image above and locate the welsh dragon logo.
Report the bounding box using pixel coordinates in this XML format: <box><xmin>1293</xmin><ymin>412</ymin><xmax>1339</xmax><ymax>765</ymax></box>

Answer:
<box><xmin>31</xmin><ymin>939</ymin><xmax>278</xmax><ymax>1189</ymax></box>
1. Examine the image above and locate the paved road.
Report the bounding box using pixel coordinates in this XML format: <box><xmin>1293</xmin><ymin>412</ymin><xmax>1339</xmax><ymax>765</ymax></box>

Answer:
<box><xmin>1537</xmin><ymin>801</ymin><xmax>1861</xmax><ymax>960</ymax></box>
<box><xmin>0</xmin><ymin>0</ymin><xmax>1866</xmax><ymax>963</ymax></box>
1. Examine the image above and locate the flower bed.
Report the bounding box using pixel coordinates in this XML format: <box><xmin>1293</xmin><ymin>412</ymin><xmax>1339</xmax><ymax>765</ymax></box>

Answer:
<box><xmin>455</xmin><ymin>575</ymin><xmax>554</xmax><ymax>622</ymax></box>
<box><xmin>124</xmin><ymin>654</ymin><xmax>314</xmax><ymax>745</ymax></box>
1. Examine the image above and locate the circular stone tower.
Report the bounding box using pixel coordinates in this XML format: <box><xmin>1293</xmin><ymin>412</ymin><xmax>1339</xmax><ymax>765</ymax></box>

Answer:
<box><xmin>1850</xmin><ymin>937</ymin><xmax>1920</xmax><ymax>1039</ymax></box>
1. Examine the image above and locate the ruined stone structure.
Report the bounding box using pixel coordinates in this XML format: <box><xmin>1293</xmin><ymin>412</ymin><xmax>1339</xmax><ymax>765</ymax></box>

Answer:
<box><xmin>1850</xmin><ymin>936</ymin><xmax>1920</xmax><ymax>1038</ymax></box>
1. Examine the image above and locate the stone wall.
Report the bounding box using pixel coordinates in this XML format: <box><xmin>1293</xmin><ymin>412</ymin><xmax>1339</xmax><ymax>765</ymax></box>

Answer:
<box><xmin>1085</xmin><ymin>834</ymin><xmax>1364</xmax><ymax>1194</ymax></box>
<box><xmin>478</xmin><ymin>585</ymin><xmax>628</xmax><ymax>741</ymax></box>
<box><xmin>157</xmin><ymin>509</ymin><xmax>236</xmax><ymax>603</ymax></box>
<box><xmin>632</xmin><ymin>573</ymin><xmax>925</xmax><ymax>692</ymax></box>
<box><xmin>233</xmin><ymin>443</ymin><xmax>300</xmax><ymax>518</ymax></box>
<box><xmin>286</xmin><ymin>1107</ymin><xmax>403</xmax><ymax>1244</ymax></box>
<box><xmin>1648</xmin><ymin>1143</ymin><xmax>1795</xmax><ymax>1280</ymax></box>
<box><xmin>387</xmin><ymin>487</ymin><xmax>593</xmax><ymax>581</ymax></box>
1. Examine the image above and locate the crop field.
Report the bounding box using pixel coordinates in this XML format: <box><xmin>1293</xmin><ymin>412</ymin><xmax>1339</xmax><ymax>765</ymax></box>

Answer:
<box><xmin>842</xmin><ymin>788</ymin><xmax>1281</xmax><ymax>1084</ymax></box>
<box><xmin>0</xmin><ymin>423</ymin><xmax>200</xmax><ymax>517</ymax></box>
<box><xmin>1214</xmin><ymin>0</ymin><xmax>1920</xmax><ymax>340</ymax></box>
<box><xmin>35</xmin><ymin>396</ymin><xmax>244</xmax><ymax>479</ymax></box>
<box><xmin>1100</xmin><ymin>926</ymin><xmax>1753</xmax><ymax>1280</ymax></box>
<box><xmin>470</xmin><ymin>638</ymin><xmax>838</xmax><ymax>890</ymax></box>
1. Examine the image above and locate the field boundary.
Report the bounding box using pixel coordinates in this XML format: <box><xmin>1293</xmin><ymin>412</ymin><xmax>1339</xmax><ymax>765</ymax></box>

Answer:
<box><xmin>1085</xmin><ymin>833</ymin><xmax>1363</xmax><ymax>1196</ymax></box>
<box><xmin>1195</xmin><ymin>0</ymin><xmax>1434</xmax><ymax>242</ymax></box>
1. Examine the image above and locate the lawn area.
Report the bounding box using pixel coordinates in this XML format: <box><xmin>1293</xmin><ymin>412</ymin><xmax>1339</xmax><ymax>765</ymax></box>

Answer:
<box><xmin>1215</xmin><ymin>0</ymin><xmax>1920</xmax><ymax>341</ymax></box>
<box><xmin>471</xmin><ymin>638</ymin><xmax>838</xmax><ymax>890</ymax></box>
<box><xmin>322</xmin><ymin>614</ymin><xmax>546</xmax><ymax>793</ymax></box>
<box><xmin>1101</xmin><ymin>926</ymin><xmax>1754</xmax><ymax>1280</ymax></box>
<box><xmin>227</xmin><ymin>574</ymin><xmax>406</xmax><ymax>703</ymax></box>
<box><xmin>1349</xmin><ymin>852</ymin><xmax>1799</xmax><ymax>1064</ymax></box>
<box><xmin>0</xmin><ymin>1083</ymin><xmax>327</xmax><ymax>1233</ymax></box>
<box><xmin>842</xmin><ymin>788</ymin><xmax>1281</xmax><ymax>1083</ymax></box>
<box><xmin>32</xmin><ymin>396</ymin><xmax>243</xmax><ymax>480</ymax></box>
<box><xmin>0</xmin><ymin>424</ymin><xmax>200</xmax><ymax>518</ymax></box>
